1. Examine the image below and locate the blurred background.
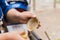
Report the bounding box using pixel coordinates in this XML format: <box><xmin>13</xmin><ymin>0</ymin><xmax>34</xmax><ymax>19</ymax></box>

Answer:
<box><xmin>29</xmin><ymin>0</ymin><xmax>60</xmax><ymax>40</ymax></box>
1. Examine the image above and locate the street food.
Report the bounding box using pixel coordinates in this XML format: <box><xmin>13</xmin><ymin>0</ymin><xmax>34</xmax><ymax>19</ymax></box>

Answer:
<box><xmin>20</xmin><ymin>31</ymin><xmax>28</xmax><ymax>39</ymax></box>
<box><xmin>27</xmin><ymin>18</ymin><xmax>39</xmax><ymax>31</ymax></box>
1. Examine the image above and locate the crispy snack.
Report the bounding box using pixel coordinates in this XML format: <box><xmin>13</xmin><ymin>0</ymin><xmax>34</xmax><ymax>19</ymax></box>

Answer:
<box><xmin>27</xmin><ymin>18</ymin><xmax>39</xmax><ymax>31</ymax></box>
<box><xmin>20</xmin><ymin>31</ymin><xmax>28</xmax><ymax>39</ymax></box>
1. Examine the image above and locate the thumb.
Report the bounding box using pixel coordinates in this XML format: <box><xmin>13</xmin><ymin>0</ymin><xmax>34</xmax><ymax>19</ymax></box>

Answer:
<box><xmin>28</xmin><ymin>15</ymin><xmax>36</xmax><ymax>20</ymax></box>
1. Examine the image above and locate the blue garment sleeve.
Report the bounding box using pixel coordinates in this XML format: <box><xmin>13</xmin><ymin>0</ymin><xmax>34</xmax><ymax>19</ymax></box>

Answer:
<box><xmin>0</xmin><ymin>0</ymin><xmax>9</xmax><ymax>15</ymax></box>
<box><xmin>0</xmin><ymin>7</ymin><xmax>3</xmax><ymax>20</ymax></box>
<box><xmin>0</xmin><ymin>0</ymin><xmax>28</xmax><ymax>15</ymax></box>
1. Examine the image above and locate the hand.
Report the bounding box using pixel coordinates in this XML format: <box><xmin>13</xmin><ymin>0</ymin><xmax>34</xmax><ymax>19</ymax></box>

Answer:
<box><xmin>7</xmin><ymin>9</ymin><xmax>36</xmax><ymax>24</ymax></box>
<box><xmin>18</xmin><ymin>11</ymin><xmax>41</xmax><ymax>28</ymax></box>
<box><xmin>7</xmin><ymin>9</ymin><xmax>41</xmax><ymax>28</ymax></box>
<box><xmin>0</xmin><ymin>31</ymin><xmax>30</xmax><ymax>40</ymax></box>
<box><xmin>19</xmin><ymin>11</ymin><xmax>36</xmax><ymax>24</ymax></box>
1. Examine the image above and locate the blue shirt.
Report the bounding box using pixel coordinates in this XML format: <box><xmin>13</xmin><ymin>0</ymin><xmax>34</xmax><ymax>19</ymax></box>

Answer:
<box><xmin>0</xmin><ymin>0</ymin><xmax>28</xmax><ymax>15</ymax></box>
<box><xmin>0</xmin><ymin>0</ymin><xmax>28</xmax><ymax>22</ymax></box>
<box><xmin>0</xmin><ymin>7</ymin><xmax>3</xmax><ymax>20</ymax></box>
<box><xmin>0</xmin><ymin>0</ymin><xmax>9</xmax><ymax>15</ymax></box>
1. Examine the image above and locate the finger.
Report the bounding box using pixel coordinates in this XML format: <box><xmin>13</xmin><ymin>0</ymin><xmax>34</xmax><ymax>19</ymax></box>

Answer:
<box><xmin>19</xmin><ymin>20</ymin><xmax>28</xmax><ymax>24</ymax></box>
<box><xmin>29</xmin><ymin>15</ymin><xmax>36</xmax><ymax>19</ymax></box>
<box><xmin>27</xmin><ymin>12</ymin><xmax>36</xmax><ymax>18</ymax></box>
<box><xmin>27</xmin><ymin>15</ymin><xmax>36</xmax><ymax>21</ymax></box>
<box><xmin>19</xmin><ymin>31</ymin><xmax>26</xmax><ymax>35</ymax></box>
<box><xmin>37</xmin><ymin>22</ymin><xmax>41</xmax><ymax>29</ymax></box>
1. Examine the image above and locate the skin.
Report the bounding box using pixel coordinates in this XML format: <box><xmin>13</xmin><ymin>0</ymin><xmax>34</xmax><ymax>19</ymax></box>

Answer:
<box><xmin>0</xmin><ymin>8</ymin><xmax>41</xmax><ymax>40</ymax></box>
<box><xmin>0</xmin><ymin>31</ymin><xmax>30</xmax><ymax>40</ymax></box>
<box><xmin>6</xmin><ymin>9</ymin><xmax>36</xmax><ymax>23</ymax></box>
<box><xmin>6</xmin><ymin>9</ymin><xmax>41</xmax><ymax>27</ymax></box>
